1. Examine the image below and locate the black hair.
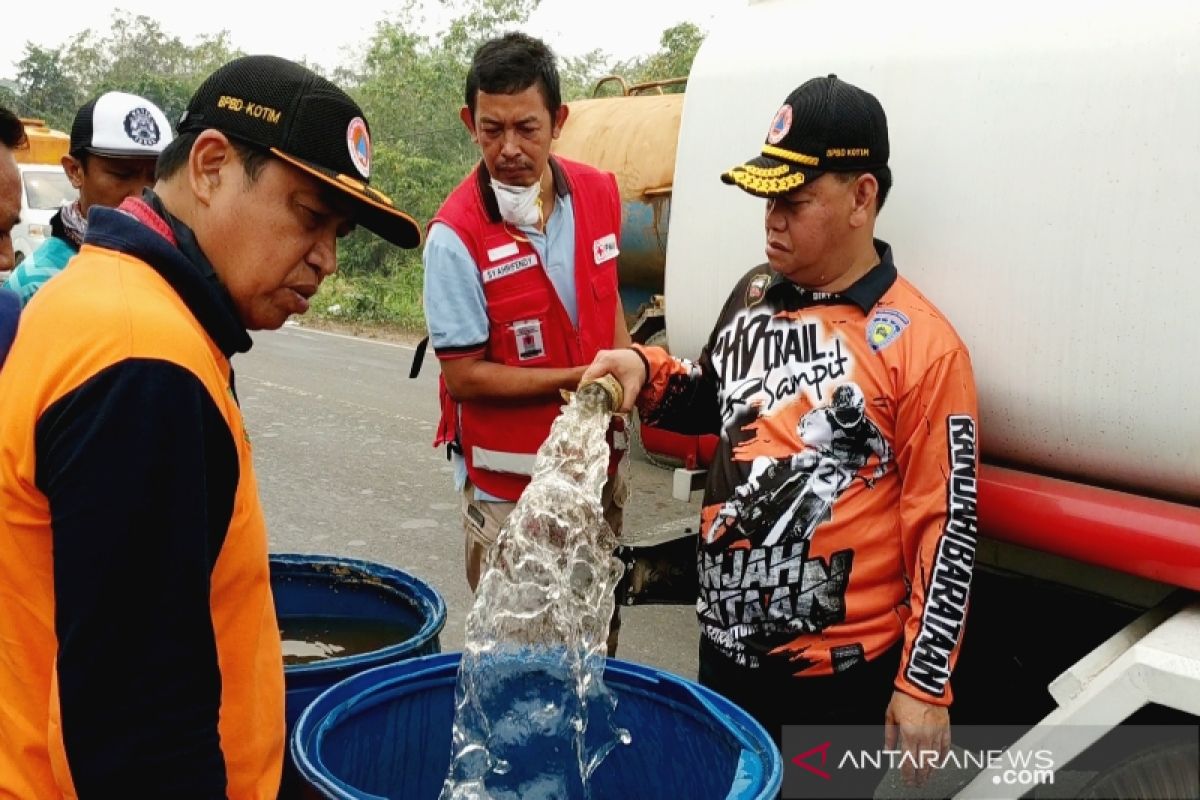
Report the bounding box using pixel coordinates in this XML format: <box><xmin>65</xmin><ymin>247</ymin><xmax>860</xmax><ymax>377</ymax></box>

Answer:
<box><xmin>873</xmin><ymin>167</ymin><xmax>892</xmax><ymax>210</ymax></box>
<box><xmin>155</xmin><ymin>131</ymin><xmax>273</xmax><ymax>183</ymax></box>
<box><xmin>464</xmin><ymin>32</ymin><xmax>561</xmax><ymax>119</ymax></box>
<box><xmin>0</xmin><ymin>106</ymin><xmax>27</xmax><ymax>150</ymax></box>
<box><xmin>834</xmin><ymin>167</ymin><xmax>892</xmax><ymax>212</ymax></box>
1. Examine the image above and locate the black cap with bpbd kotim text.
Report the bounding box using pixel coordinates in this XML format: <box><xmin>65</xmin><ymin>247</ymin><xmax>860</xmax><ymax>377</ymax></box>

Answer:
<box><xmin>722</xmin><ymin>74</ymin><xmax>890</xmax><ymax>199</ymax></box>
<box><xmin>178</xmin><ymin>55</ymin><xmax>421</xmax><ymax>248</ymax></box>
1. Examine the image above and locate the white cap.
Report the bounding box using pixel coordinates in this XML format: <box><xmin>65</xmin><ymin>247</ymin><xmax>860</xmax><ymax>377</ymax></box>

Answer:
<box><xmin>70</xmin><ymin>91</ymin><xmax>174</xmax><ymax>158</ymax></box>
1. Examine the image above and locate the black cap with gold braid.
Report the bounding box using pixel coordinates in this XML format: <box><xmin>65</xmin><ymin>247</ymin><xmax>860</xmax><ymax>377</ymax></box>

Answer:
<box><xmin>178</xmin><ymin>55</ymin><xmax>421</xmax><ymax>248</ymax></box>
<box><xmin>722</xmin><ymin>74</ymin><xmax>889</xmax><ymax>199</ymax></box>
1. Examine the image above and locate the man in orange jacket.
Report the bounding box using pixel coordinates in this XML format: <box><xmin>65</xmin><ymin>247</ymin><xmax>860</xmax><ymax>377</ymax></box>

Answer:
<box><xmin>0</xmin><ymin>56</ymin><xmax>419</xmax><ymax>798</ymax></box>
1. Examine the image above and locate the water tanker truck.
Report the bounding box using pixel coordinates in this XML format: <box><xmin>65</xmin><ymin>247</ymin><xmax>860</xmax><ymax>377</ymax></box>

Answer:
<box><xmin>555</xmin><ymin>1</ymin><xmax>1200</xmax><ymax>795</ymax></box>
<box><xmin>553</xmin><ymin>84</ymin><xmax>681</xmax><ymax>345</ymax></box>
<box><xmin>12</xmin><ymin>118</ymin><xmax>69</xmax><ymax>165</ymax></box>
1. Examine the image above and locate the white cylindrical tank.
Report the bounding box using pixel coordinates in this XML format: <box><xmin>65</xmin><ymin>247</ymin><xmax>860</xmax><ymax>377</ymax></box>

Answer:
<box><xmin>665</xmin><ymin>0</ymin><xmax>1200</xmax><ymax>503</ymax></box>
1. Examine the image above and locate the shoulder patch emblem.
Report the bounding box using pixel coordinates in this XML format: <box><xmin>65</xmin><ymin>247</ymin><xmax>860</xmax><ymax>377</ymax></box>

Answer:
<box><xmin>867</xmin><ymin>308</ymin><xmax>910</xmax><ymax>352</ymax></box>
<box><xmin>745</xmin><ymin>273</ymin><xmax>772</xmax><ymax>307</ymax></box>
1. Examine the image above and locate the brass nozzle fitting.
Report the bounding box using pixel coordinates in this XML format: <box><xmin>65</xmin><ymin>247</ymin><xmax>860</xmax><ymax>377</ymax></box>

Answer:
<box><xmin>572</xmin><ymin>373</ymin><xmax>624</xmax><ymax>413</ymax></box>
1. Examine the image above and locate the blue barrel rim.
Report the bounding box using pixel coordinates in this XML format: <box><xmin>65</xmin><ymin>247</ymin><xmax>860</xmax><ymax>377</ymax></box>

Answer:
<box><xmin>271</xmin><ymin>553</ymin><xmax>448</xmax><ymax>678</ymax></box>
<box><xmin>291</xmin><ymin>651</ymin><xmax>783</xmax><ymax>799</ymax></box>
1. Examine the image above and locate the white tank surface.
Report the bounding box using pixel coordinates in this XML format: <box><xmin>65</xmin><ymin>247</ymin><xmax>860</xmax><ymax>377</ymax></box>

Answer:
<box><xmin>665</xmin><ymin>0</ymin><xmax>1200</xmax><ymax>503</ymax></box>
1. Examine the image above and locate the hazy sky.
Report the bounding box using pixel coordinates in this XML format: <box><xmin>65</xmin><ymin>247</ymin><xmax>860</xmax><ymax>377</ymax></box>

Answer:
<box><xmin>1</xmin><ymin>0</ymin><xmax>741</xmax><ymax>78</ymax></box>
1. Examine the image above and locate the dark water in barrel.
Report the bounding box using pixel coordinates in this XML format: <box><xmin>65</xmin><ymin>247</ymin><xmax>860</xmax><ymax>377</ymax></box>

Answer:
<box><xmin>279</xmin><ymin>615</ymin><xmax>417</xmax><ymax>665</ymax></box>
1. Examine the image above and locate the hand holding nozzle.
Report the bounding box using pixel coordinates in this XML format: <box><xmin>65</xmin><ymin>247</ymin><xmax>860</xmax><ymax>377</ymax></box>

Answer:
<box><xmin>578</xmin><ymin>348</ymin><xmax>648</xmax><ymax>414</ymax></box>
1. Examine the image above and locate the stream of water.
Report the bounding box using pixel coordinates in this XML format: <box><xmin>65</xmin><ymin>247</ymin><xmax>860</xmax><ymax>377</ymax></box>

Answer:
<box><xmin>440</xmin><ymin>380</ymin><xmax>630</xmax><ymax>800</ymax></box>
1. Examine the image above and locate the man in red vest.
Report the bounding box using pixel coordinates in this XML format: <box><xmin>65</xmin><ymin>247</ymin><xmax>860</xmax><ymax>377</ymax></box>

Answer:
<box><xmin>422</xmin><ymin>32</ymin><xmax>631</xmax><ymax>654</ymax></box>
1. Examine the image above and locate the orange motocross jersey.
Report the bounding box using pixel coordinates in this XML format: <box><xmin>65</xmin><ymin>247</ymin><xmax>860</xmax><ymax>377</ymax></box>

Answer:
<box><xmin>636</xmin><ymin>240</ymin><xmax>979</xmax><ymax>705</ymax></box>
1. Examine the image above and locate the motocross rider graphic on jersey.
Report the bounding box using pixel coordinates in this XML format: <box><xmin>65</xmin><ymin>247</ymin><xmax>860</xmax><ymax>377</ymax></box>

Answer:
<box><xmin>706</xmin><ymin>382</ymin><xmax>892</xmax><ymax>549</ymax></box>
<box><xmin>688</xmin><ymin>303</ymin><xmax>886</xmax><ymax>670</ymax></box>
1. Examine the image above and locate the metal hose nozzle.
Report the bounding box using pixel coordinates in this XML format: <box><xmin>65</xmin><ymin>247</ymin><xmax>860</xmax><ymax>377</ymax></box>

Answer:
<box><xmin>574</xmin><ymin>374</ymin><xmax>624</xmax><ymax>413</ymax></box>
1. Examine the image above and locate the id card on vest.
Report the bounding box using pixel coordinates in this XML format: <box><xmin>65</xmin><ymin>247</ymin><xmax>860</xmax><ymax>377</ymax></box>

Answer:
<box><xmin>511</xmin><ymin>319</ymin><xmax>546</xmax><ymax>361</ymax></box>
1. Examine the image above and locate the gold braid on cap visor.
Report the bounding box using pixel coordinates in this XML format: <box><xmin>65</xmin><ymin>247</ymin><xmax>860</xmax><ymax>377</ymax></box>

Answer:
<box><xmin>725</xmin><ymin>162</ymin><xmax>807</xmax><ymax>195</ymax></box>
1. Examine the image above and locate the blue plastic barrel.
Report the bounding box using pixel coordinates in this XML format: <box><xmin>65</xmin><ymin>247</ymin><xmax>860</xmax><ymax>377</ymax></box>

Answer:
<box><xmin>291</xmin><ymin>652</ymin><xmax>783</xmax><ymax>799</ymax></box>
<box><xmin>271</xmin><ymin>554</ymin><xmax>447</xmax><ymax>799</ymax></box>
<box><xmin>271</xmin><ymin>554</ymin><xmax>447</xmax><ymax>730</ymax></box>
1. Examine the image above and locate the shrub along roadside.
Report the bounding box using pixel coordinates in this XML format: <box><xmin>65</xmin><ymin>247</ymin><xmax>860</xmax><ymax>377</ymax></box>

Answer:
<box><xmin>309</xmin><ymin>264</ymin><xmax>427</xmax><ymax>334</ymax></box>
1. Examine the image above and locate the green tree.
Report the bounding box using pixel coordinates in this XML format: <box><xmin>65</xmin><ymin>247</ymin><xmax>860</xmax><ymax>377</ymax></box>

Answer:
<box><xmin>621</xmin><ymin>21</ymin><xmax>705</xmax><ymax>94</ymax></box>
<box><xmin>14</xmin><ymin>45</ymin><xmax>79</xmax><ymax>128</ymax></box>
<box><xmin>438</xmin><ymin>0</ymin><xmax>543</xmax><ymax>61</ymax></box>
<box><xmin>332</xmin><ymin>0</ymin><xmax>547</xmax><ymax>281</ymax></box>
<box><xmin>335</xmin><ymin>9</ymin><xmax>471</xmax><ymax>280</ymax></box>
<box><xmin>59</xmin><ymin>13</ymin><xmax>243</xmax><ymax>125</ymax></box>
<box><xmin>4</xmin><ymin>1</ymin><xmax>709</xmax><ymax>331</ymax></box>
<box><xmin>559</xmin><ymin>49</ymin><xmax>613</xmax><ymax>101</ymax></box>
<box><xmin>0</xmin><ymin>84</ymin><xmax>21</xmax><ymax>116</ymax></box>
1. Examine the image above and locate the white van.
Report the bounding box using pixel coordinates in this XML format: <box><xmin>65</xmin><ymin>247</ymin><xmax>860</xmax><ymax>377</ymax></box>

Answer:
<box><xmin>5</xmin><ymin>163</ymin><xmax>77</xmax><ymax>278</ymax></box>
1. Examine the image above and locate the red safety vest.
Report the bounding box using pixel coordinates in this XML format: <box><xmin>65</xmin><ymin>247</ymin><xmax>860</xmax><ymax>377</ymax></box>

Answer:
<box><xmin>431</xmin><ymin>157</ymin><xmax>623</xmax><ymax>500</ymax></box>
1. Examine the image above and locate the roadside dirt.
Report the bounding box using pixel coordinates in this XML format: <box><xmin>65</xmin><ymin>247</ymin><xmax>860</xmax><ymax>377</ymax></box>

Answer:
<box><xmin>294</xmin><ymin>317</ymin><xmax>425</xmax><ymax>347</ymax></box>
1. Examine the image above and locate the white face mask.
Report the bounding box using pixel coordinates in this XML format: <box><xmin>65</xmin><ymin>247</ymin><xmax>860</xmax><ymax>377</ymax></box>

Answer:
<box><xmin>490</xmin><ymin>177</ymin><xmax>542</xmax><ymax>227</ymax></box>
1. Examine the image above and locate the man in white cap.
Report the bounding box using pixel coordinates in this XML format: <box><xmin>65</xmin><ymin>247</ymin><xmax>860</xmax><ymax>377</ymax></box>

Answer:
<box><xmin>3</xmin><ymin>91</ymin><xmax>173</xmax><ymax>306</ymax></box>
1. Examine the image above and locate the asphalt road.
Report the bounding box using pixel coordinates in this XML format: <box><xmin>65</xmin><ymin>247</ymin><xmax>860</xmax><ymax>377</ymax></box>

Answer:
<box><xmin>237</xmin><ymin>323</ymin><xmax>702</xmax><ymax>679</ymax></box>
